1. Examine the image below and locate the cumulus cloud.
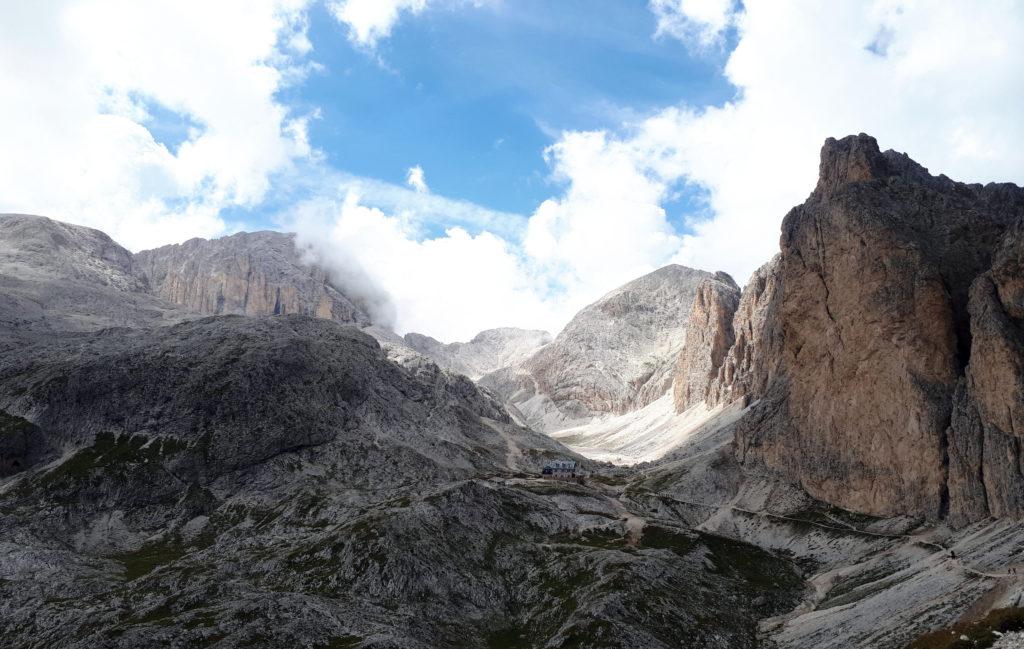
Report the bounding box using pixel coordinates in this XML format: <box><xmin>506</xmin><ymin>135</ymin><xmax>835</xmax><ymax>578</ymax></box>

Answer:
<box><xmin>328</xmin><ymin>0</ymin><xmax>428</xmax><ymax>48</ymax></box>
<box><xmin>559</xmin><ymin>0</ymin><xmax>1024</xmax><ymax>287</ymax></box>
<box><xmin>287</xmin><ymin>193</ymin><xmax>565</xmax><ymax>341</ymax></box>
<box><xmin>327</xmin><ymin>0</ymin><xmax>494</xmax><ymax>50</ymax></box>
<box><xmin>0</xmin><ymin>0</ymin><xmax>314</xmax><ymax>251</ymax></box>
<box><xmin>4</xmin><ymin>0</ymin><xmax>1022</xmax><ymax>344</ymax></box>
<box><xmin>405</xmin><ymin>165</ymin><xmax>429</xmax><ymax>193</ymax></box>
<box><xmin>290</xmin><ymin>0</ymin><xmax>1024</xmax><ymax>342</ymax></box>
<box><xmin>650</xmin><ymin>0</ymin><xmax>736</xmax><ymax>48</ymax></box>
<box><xmin>524</xmin><ymin>129</ymin><xmax>684</xmax><ymax>304</ymax></box>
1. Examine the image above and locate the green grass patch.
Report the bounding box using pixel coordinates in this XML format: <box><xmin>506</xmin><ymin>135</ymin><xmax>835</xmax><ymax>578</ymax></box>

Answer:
<box><xmin>317</xmin><ymin>636</ymin><xmax>363</xmax><ymax>649</ymax></box>
<box><xmin>25</xmin><ymin>431</ymin><xmax>186</xmax><ymax>496</ymax></box>
<box><xmin>639</xmin><ymin>525</ymin><xmax>699</xmax><ymax>556</ymax></box>
<box><xmin>114</xmin><ymin>537</ymin><xmax>187</xmax><ymax>581</ymax></box>
<box><xmin>701</xmin><ymin>532</ymin><xmax>805</xmax><ymax>592</ymax></box>
<box><xmin>487</xmin><ymin>626</ymin><xmax>530</xmax><ymax>649</ymax></box>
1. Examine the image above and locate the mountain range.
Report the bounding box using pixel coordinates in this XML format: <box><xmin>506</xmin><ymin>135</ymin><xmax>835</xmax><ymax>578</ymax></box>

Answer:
<box><xmin>1</xmin><ymin>134</ymin><xmax>1023</xmax><ymax>648</ymax></box>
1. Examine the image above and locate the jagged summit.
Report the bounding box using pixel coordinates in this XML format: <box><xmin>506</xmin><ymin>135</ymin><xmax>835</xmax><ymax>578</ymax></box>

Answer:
<box><xmin>481</xmin><ymin>263</ymin><xmax>729</xmax><ymax>432</ymax></box>
<box><xmin>402</xmin><ymin>326</ymin><xmax>551</xmax><ymax>379</ymax></box>
<box><xmin>667</xmin><ymin>133</ymin><xmax>1024</xmax><ymax>523</ymax></box>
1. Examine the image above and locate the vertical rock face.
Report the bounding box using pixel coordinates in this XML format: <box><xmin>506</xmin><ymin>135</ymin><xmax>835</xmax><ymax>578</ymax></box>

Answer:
<box><xmin>731</xmin><ymin>134</ymin><xmax>1024</xmax><ymax>520</ymax></box>
<box><xmin>672</xmin><ymin>273</ymin><xmax>740</xmax><ymax>412</ymax></box>
<box><xmin>135</xmin><ymin>231</ymin><xmax>370</xmax><ymax>326</ymax></box>
<box><xmin>948</xmin><ymin>223</ymin><xmax>1024</xmax><ymax>524</ymax></box>
<box><xmin>705</xmin><ymin>257</ymin><xmax>784</xmax><ymax>408</ymax></box>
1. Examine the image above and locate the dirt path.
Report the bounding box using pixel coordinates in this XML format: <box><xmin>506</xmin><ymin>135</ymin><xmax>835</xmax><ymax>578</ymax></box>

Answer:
<box><xmin>482</xmin><ymin>418</ymin><xmax>522</xmax><ymax>471</ymax></box>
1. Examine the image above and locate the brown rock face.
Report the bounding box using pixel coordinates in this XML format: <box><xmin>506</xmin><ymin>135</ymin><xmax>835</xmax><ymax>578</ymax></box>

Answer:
<box><xmin>948</xmin><ymin>223</ymin><xmax>1024</xmax><ymax>524</ymax></box>
<box><xmin>705</xmin><ymin>256</ymin><xmax>784</xmax><ymax>408</ymax></box>
<box><xmin>733</xmin><ymin>134</ymin><xmax>1024</xmax><ymax>520</ymax></box>
<box><xmin>135</xmin><ymin>231</ymin><xmax>370</xmax><ymax>326</ymax></box>
<box><xmin>673</xmin><ymin>273</ymin><xmax>740</xmax><ymax>412</ymax></box>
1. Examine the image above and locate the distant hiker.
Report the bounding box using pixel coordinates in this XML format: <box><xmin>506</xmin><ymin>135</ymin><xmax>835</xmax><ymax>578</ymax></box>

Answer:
<box><xmin>950</xmin><ymin>550</ymin><xmax>956</xmax><ymax>560</ymax></box>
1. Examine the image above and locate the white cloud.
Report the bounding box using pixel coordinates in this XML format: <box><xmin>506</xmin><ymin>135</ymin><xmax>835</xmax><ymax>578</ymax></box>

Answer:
<box><xmin>405</xmin><ymin>165</ymin><xmax>429</xmax><ymax>193</ymax></box>
<box><xmin>669</xmin><ymin>0</ymin><xmax>1024</xmax><ymax>281</ymax></box>
<box><xmin>328</xmin><ymin>0</ymin><xmax>429</xmax><ymax>48</ymax></box>
<box><xmin>0</xmin><ymin>0</ymin><xmax>314</xmax><ymax>251</ymax></box>
<box><xmin>548</xmin><ymin>0</ymin><xmax>1024</xmax><ymax>290</ymax></box>
<box><xmin>298</xmin><ymin>169</ymin><xmax>526</xmax><ymax>240</ymax></box>
<box><xmin>4</xmin><ymin>0</ymin><xmax>1022</xmax><ymax>345</ymax></box>
<box><xmin>288</xmin><ymin>193</ymin><xmax>564</xmax><ymax>341</ymax></box>
<box><xmin>523</xmin><ymin>130</ymin><xmax>684</xmax><ymax>304</ymax></box>
<box><xmin>650</xmin><ymin>0</ymin><xmax>736</xmax><ymax>48</ymax></box>
<box><xmin>327</xmin><ymin>0</ymin><xmax>495</xmax><ymax>50</ymax></box>
<box><xmin>291</xmin><ymin>0</ymin><xmax>1024</xmax><ymax>342</ymax></box>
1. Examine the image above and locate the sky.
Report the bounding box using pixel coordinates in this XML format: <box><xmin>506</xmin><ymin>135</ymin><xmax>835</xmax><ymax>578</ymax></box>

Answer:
<box><xmin>1</xmin><ymin>1</ymin><xmax>1023</xmax><ymax>341</ymax></box>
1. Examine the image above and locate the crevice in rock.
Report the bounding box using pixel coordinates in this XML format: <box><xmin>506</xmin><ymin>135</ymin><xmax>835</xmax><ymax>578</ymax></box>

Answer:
<box><xmin>953</xmin><ymin>315</ymin><xmax>972</xmax><ymax>371</ymax></box>
<box><xmin>938</xmin><ymin>422</ymin><xmax>950</xmax><ymax>519</ymax></box>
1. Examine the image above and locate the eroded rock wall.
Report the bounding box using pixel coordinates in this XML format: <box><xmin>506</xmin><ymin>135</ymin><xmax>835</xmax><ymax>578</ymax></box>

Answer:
<box><xmin>948</xmin><ymin>222</ymin><xmax>1024</xmax><ymax>524</ymax></box>
<box><xmin>673</xmin><ymin>273</ymin><xmax>740</xmax><ymax>412</ymax></box>
<box><xmin>691</xmin><ymin>134</ymin><xmax>1024</xmax><ymax>522</ymax></box>
<box><xmin>135</xmin><ymin>231</ymin><xmax>370</xmax><ymax>326</ymax></box>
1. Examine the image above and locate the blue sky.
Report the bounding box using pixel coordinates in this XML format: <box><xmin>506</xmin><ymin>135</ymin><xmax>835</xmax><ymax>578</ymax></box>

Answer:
<box><xmin>279</xmin><ymin>1</ymin><xmax>736</xmax><ymax>229</ymax></box>
<box><xmin>2</xmin><ymin>1</ymin><xmax>1021</xmax><ymax>340</ymax></box>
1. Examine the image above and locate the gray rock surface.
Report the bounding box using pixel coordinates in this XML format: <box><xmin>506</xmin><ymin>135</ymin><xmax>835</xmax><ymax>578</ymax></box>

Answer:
<box><xmin>705</xmin><ymin>256</ymin><xmax>784</xmax><ymax>408</ymax></box>
<box><xmin>481</xmin><ymin>264</ymin><xmax>718</xmax><ymax>432</ymax></box>
<box><xmin>135</xmin><ymin>230</ymin><xmax>371</xmax><ymax>326</ymax></box>
<box><xmin>0</xmin><ymin>316</ymin><xmax>802</xmax><ymax>648</ymax></box>
<box><xmin>403</xmin><ymin>327</ymin><xmax>551</xmax><ymax>379</ymax></box>
<box><xmin>0</xmin><ymin>214</ymin><xmax>805</xmax><ymax>648</ymax></box>
<box><xmin>948</xmin><ymin>219</ymin><xmax>1024</xmax><ymax>524</ymax></box>
<box><xmin>0</xmin><ymin>214</ymin><xmax>186</xmax><ymax>339</ymax></box>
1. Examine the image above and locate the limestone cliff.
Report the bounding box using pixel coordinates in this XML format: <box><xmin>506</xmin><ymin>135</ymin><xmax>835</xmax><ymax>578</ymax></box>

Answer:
<box><xmin>700</xmin><ymin>135</ymin><xmax>1024</xmax><ymax>522</ymax></box>
<box><xmin>0</xmin><ymin>213</ymin><xmax>185</xmax><ymax>336</ymax></box>
<box><xmin>705</xmin><ymin>256</ymin><xmax>784</xmax><ymax>408</ymax></box>
<box><xmin>135</xmin><ymin>231</ymin><xmax>370</xmax><ymax>326</ymax></box>
<box><xmin>672</xmin><ymin>273</ymin><xmax>740</xmax><ymax>412</ymax></box>
<box><xmin>948</xmin><ymin>221</ymin><xmax>1024</xmax><ymax>524</ymax></box>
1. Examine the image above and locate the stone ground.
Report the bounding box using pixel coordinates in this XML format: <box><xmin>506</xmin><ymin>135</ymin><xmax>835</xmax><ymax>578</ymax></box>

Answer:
<box><xmin>994</xmin><ymin>632</ymin><xmax>1024</xmax><ymax>648</ymax></box>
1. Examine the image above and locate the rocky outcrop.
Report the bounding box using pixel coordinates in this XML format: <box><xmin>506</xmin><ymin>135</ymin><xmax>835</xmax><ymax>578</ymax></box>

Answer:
<box><xmin>403</xmin><ymin>327</ymin><xmax>551</xmax><ymax>380</ymax></box>
<box><xmin>706</xmin><ymin>256</ymin><xmax>784</xmax><ymax>408</ymax></box>
<box><xmin>480</xmin><ymin>265</ymin><xmax>719</xmax><ymax>432</ymax></box>
<box><xmin>673</xmin><ymin>273</ymin><xmax>740</xmax><ymax>412</ymax></box>
<box><xmin>731</xmin><ymin>134</ymin><xmax>1024</xmax><ymax>520</ymax></box>
<box><xmin>0</xmin><ymin>247</ymin><xmax>802</xmax><ymax>648</ymax></box>
<box><xmin>135</xmin><ymin>231</ymin><xmax>370</xmax><ymax>326</ymax></box>
<box><xmin>948</xmin><ymin>222</ymin><xmax>1024</xmax><ymax>524</ymax></box>
<box><xmin>0</xmin><ymin>214</ymin><xmax>186</xmax><ymax>337</ymax></box>
<box><xmin>0</xmin><ymin>315</ymin><xmax>546</xmax><ymax>481</ymax></box>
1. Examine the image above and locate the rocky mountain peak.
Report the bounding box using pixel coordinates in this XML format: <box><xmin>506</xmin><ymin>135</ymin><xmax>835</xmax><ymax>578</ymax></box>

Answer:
<box><xmin>814</xmin><ymin>133</ymin><xmax>893</xmax><ymax>198</ymax></box>
<box><xmin>400</xmin><ymin>327</ymin><xmax>551</xmax><ymax>380</ymax></box>
<box><xmin>665</xmin><ymin>134</ymin><xmax>1024</xmax><ymax>523</ymax></box>
<box><xmin>481</xmin><ymin>264</ymin><xmax>723</xmax><ymax>432</ymax></box>
<box><xmin>134</xmin><ymin>230</ymin><xmax>371</xmax><ymax>326</ymax></box>
<box><xmin>0</xmin><ymin>213</ymin><xmax>139</xmax><ymax>288</ymax></box>
<box><xmin>813</xmin><ymin>133</ymin><xmax>946</xmax><ymax>200</ymax></box>
<box><xmin>672</xmin><ymin>272</ymin><xmax>740</xmax><ymax>412</ymax></box>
